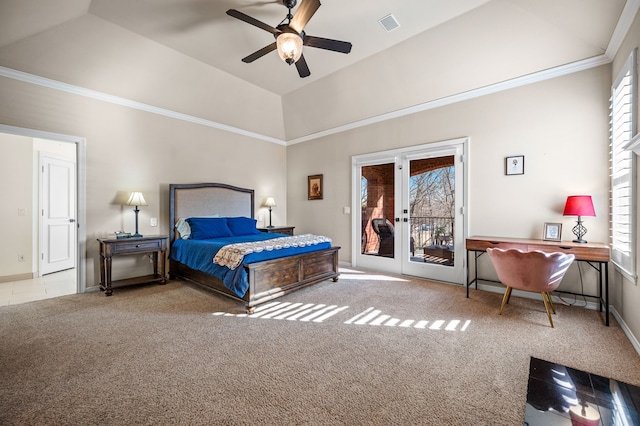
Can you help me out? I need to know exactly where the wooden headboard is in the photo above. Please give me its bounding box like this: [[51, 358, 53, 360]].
[[169, 183, 255, 242]]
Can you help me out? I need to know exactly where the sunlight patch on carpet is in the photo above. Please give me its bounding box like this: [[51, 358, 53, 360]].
[[213, 301, 471, 331]]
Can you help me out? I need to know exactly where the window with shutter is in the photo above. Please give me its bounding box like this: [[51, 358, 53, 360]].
[[610, 49, 637, 280]]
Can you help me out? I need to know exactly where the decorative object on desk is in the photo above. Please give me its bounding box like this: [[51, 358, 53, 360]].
[[543, 222, 562, 241], [308, 174, 323, 200], [563, 195, 595, 243], [263, 197, 276, 228], [126, 191, 148, 238], [505, 155, 524, 175]]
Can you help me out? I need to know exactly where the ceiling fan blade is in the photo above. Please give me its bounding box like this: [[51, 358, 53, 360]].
[[303, 35, 352, 54], [295, 54, 311, 78], [226, 9, 280, 35], [242, 42, 277, 63], [289, 0, 321, 34]]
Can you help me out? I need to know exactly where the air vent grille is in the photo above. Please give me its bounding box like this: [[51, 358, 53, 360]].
[[378, 14, 400, 32]]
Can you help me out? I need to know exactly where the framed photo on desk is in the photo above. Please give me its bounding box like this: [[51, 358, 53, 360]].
[[543, 222, 562, 241]]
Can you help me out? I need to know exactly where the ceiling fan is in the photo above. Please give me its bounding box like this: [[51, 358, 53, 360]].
[[226, 0, 352, 78]]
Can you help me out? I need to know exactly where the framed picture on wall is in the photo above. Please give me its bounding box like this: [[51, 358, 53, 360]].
[[543, 222, 562, 241], [505, 155, 524, 175], [308, 174, 323, 200]]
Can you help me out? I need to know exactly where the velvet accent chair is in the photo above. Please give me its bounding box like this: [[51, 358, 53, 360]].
[[486, 248, 575, 328]]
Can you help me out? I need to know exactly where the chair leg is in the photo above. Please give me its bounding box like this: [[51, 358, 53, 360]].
[[499, 287, 512, 315], [544, 292, 556, 314], [541, 292, 555, 328]]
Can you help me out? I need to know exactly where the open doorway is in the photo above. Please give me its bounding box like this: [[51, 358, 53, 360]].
[[0, 124, 86, 298]]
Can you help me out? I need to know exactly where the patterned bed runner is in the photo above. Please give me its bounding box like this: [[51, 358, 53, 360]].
[[213, 234, 332, 270]]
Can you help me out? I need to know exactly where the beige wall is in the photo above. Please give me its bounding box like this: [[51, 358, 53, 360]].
[[0, 76, 287, 289], [287, 65, 611, 307], [0, 133, 32, 278]]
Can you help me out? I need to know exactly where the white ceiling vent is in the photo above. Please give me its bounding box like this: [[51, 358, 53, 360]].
[[378, 14, 400, 32]]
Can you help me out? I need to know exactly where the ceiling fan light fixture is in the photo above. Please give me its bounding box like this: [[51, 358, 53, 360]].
[[276, 32, 303, 65]]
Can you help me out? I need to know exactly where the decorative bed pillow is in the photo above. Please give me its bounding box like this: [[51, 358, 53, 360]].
[[227, 216, 261, 236], [175, 218, 191, 239], [186, 217, 232, 239], [175, 214, 220, 239]]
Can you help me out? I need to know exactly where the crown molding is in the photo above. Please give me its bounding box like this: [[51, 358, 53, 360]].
[[0, 65, 286, 146], [1, 0, 637, 148], [286, 54, 612, 145]]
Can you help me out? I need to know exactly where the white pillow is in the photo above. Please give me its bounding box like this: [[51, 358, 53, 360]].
[[175, 214, 220, 239]]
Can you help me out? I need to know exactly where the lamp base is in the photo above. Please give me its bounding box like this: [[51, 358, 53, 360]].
[[571, 217, 588, 244], [132, 233, 143, 238]]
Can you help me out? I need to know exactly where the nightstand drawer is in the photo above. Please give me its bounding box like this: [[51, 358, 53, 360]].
[[111, 240, 162, 254]]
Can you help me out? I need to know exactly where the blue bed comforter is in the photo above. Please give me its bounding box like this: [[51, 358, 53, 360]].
[[169, 233, 332, 297]]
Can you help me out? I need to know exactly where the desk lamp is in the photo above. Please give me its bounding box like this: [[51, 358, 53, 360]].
[[263, 197, 276, 228], [563, 195, 595, 243], [127, 192, 148, 238]]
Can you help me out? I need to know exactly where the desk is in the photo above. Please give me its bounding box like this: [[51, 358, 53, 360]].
[[466, 236, 611, 325], [98, 235, 168, 296]]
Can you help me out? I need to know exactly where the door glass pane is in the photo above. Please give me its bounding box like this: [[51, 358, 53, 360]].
[[409, 156, 455, 266], [361, 163, 395, 258]]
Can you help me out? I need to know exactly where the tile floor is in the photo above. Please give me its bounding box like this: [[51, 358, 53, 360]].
[[0, 269, 76, 306], [525, 357, 640, 425]]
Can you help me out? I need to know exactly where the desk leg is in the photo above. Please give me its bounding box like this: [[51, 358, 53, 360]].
[[605, 262, 609, 327], [466, 250, 470, 298]]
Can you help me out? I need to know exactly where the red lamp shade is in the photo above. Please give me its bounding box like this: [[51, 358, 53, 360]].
[[563, 195, 595, 217]]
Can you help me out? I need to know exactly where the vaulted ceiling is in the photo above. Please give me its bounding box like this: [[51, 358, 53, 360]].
[[0, 0, 632, 141]]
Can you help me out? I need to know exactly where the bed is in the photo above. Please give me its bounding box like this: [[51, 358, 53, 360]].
[[168, 183, 340, 312]]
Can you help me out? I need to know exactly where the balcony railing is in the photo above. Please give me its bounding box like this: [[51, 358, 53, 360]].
[[410, 216, 454, 248]]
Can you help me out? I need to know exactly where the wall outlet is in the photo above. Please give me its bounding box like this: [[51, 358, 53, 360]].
[[150, 217, 158, 227], [343, 206, 351, 214], [18, 255, 24, 262]]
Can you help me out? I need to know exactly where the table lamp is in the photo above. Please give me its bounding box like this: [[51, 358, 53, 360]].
[[127, 191, 148, 238], [563, 195, 595, 243], [263, 197, 276, 228]]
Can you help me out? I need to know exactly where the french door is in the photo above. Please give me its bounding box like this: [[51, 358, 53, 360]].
[[352, 139, 467, 284]]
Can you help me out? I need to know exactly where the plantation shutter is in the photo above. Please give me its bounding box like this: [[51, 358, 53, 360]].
[[610, 49, 636, 277]]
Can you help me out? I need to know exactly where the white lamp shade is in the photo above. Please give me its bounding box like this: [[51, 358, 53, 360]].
[[264, 197, 277, 208], [126, 192, 148, 207], [276, 32, 303, 64]]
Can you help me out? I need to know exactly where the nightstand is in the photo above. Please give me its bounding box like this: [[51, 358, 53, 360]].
[[258, 226, 295, 235], [97, 235, 168, 296]]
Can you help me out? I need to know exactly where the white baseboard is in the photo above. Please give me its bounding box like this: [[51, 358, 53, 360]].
[[611, 306, 640, 356], [0, 273, 35, 283]]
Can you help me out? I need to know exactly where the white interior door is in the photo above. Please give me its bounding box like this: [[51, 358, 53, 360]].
[[353, 139, 467, 284], [40, 155, 76, 275]]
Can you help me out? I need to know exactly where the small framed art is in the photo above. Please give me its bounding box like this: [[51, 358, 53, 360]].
[[308, 174, 323, 200], [543, 222, 562, 241], [505, 155, 524, 175]]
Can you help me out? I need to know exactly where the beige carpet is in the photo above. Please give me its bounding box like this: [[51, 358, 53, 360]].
[[1, 267, 639, 425]]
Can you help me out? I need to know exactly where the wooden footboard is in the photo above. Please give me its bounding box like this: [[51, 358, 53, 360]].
[[169, 246, 340, 312]]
